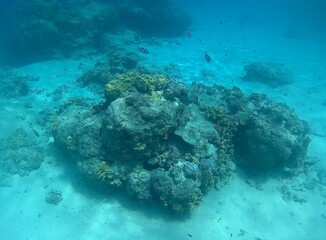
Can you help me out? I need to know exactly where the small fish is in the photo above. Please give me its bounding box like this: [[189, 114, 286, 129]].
[[187, 233, 192, 237], [137, 46, 149, 54], [32, 128, 40, 137], [23, 102, 33, 108], [204, 52, 211, 62], [186, 31, 191, 38]]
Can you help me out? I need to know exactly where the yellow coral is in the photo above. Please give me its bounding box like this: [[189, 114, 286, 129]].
[[149, 91, 164, 102], [171, 203, 185, 213], [205, 106, 236, 162], [66, 135, 76, 150], [202, 174, 217, 188], [104, 72, 168, 102], [96, 161, 113, 181], [188, 189, 203, 210], [133, 143, 147, 151]]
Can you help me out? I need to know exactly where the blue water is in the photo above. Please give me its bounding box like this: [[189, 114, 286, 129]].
[[0, 1, 326, 239]]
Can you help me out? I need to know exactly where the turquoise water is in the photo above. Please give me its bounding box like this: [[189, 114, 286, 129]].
[[0, 1, 325, 239]]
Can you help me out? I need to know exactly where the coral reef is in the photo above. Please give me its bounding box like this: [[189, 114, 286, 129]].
[[0, 0, 191, 65], [0, 0, 119, 64], [50, 72, 310, 213], [242, 62, 293, 88]]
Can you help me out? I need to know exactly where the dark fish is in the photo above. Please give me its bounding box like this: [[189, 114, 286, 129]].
[[204, 52, 211, 62], [32, 128, 40, 137], [186, 31, 192, 38], [137, 46, 149, 54], [187, 233, 192, 237], [23, 102, 33, 108]]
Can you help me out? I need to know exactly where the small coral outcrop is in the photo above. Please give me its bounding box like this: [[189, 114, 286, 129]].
[[45, 190, 63, 205], [1, 128, 45, 176], [234, 93, 310, 172], [242, 62, 293, 88]]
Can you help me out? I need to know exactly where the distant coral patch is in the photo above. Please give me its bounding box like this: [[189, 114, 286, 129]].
[[242, 62, 293, 88]]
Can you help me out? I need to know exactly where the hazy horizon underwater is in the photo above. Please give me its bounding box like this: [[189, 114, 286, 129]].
[[0, 0, 325, 240]]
